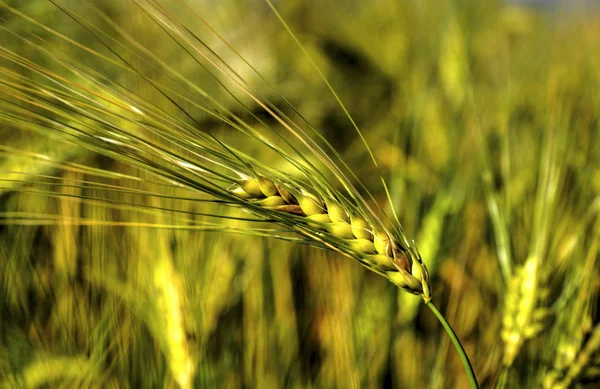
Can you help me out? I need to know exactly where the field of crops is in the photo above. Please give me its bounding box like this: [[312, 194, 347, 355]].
[[1, 1, 599, 388]]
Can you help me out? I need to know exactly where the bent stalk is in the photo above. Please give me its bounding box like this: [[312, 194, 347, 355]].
[[426, 301, 479, 389]]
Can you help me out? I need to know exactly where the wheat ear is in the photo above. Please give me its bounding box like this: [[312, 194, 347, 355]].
[[544, 322, 600, 389], [501, 255, 549, 366], [231, 175, 429, 296]]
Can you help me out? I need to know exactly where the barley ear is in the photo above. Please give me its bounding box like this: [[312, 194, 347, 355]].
[[231, 176, 430, 296]]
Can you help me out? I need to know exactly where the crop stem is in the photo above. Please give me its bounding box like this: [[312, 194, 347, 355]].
[[426, 300, 479, 389]]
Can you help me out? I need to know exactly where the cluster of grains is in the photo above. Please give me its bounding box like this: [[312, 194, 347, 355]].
[[501, 256, 549, 366], [544, 322, 600, 389], [231, 176, 430, 297]]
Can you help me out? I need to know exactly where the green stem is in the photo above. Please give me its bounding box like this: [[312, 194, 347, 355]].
[[426, 300, 479, 389]]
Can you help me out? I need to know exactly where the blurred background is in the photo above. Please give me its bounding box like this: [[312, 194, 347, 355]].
[[1, 0, 599, 388]]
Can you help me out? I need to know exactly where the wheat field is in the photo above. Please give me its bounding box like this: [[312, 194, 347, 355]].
[[1, 0, 599, 388]]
